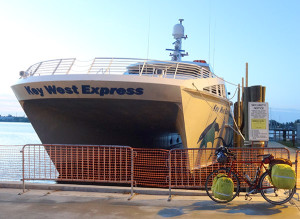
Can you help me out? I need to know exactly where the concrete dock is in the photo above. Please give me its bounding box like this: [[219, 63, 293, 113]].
[[0, 183, 299, 218]]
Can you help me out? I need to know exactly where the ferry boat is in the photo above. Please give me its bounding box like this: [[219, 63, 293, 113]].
[[11, 19, 232, 153]]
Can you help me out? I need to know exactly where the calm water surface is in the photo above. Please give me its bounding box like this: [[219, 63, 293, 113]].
[[0, 122, 52, 182], [0, 122, 41, 145]]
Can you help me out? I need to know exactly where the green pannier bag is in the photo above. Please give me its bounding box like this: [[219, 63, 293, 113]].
[[212, 173, 234, 200], [271, 164, 296, 189]]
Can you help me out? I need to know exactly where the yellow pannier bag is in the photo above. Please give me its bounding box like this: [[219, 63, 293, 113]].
[[212, 173, 227, 193], [212, 173, 234, 200], [271, 164, 296, 189]]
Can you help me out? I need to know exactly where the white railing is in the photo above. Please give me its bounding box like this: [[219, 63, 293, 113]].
[[23, 58, 215, 80], [26, 58, 76, 76]]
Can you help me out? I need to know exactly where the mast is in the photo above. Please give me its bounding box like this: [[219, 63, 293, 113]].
[[166, 19, 188, 61]]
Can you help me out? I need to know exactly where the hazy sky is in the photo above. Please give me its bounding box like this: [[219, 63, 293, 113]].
[[0, 0, 300, 122]]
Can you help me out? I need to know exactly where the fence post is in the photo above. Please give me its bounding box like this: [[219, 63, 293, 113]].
[[131, 148, 134, 196], [128, 148, 135, 200], [296, 151, 298, 177], [283, 130, 286, 141], [292, 131, 295, 147], [168, 150, 172, 201], [296, 150, 299, 189], [21, 145, 26, 193]]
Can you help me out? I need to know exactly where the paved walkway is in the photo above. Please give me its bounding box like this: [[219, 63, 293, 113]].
[[0, 188, 299, 219]]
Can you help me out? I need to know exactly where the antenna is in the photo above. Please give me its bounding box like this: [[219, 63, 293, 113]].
[[208, 9, 211, 64], [212, 19, 216, 70], [146, 9, 151, 60], [166, 19, 188, 61]]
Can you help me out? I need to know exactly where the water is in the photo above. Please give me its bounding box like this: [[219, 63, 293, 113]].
[[0, 122, 41, 145], [0, 122, 55, 183]]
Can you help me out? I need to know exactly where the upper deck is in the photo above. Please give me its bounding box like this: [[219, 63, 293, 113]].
[[20, 58, 214, 80], [18, 58, 227, 99]]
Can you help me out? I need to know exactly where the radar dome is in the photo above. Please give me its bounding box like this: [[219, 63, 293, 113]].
[[172, 23, 184, 39]]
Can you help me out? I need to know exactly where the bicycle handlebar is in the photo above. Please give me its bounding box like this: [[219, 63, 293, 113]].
[[215, 146, 236, 160]]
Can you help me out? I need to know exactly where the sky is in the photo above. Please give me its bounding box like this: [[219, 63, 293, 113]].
[[0, 0, 300, 123]]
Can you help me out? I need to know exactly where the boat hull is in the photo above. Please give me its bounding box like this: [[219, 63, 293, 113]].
[[21, 98, 181, 148], [12, 75, 232, 180], [12, 75, 232, 150]]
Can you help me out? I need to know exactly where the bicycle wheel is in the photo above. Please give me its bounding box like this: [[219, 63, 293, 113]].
[[259, 171, 296, 205], [205, 168, 240, 203]]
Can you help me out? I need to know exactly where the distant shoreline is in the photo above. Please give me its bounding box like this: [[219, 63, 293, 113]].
[[0, 121, 30, 123], [0, 116, 29, 123]]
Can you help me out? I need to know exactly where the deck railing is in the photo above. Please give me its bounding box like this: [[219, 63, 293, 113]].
[[22, 58, 214, 80]]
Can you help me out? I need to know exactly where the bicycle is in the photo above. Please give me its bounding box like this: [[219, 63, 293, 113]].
[[205, 146, 296, 205]]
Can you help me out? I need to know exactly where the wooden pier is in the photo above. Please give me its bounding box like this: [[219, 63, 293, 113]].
[[269, 128, 297, 146]]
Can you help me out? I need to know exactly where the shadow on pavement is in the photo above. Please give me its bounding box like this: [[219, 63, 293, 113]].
[[157, 200, 288, 217]]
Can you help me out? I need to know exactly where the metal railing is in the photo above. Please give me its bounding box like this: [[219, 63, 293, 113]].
[[0, 145, 24, 181], [23, 58, 214, 80], [0, 145, 296, 199], [25, 58, 76, 76], [21, 144, 134, 198], [133, 148, 169, 187], [20, 58, 229, 98]]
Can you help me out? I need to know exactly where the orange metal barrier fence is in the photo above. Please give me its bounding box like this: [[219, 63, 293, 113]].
[[168, 147, 290, 191], [0, 144, 293, 194], [0, 145, 24, 181], [21, 144, 134, 195], [133, 148, 169, 187], [296, 150, 300, 188], [21, 146, 170, 188]]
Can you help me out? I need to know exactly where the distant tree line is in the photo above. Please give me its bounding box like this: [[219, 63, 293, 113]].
[[0, 114, 29, 123], [269, 119, 300, 130]]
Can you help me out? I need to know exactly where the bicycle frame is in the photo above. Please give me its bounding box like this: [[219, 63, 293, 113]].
[[225, 159, 273, 191]]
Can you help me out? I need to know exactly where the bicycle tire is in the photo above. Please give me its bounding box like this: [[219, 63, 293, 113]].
[[259, 171, 296, 205], [205, 168, 240, 203]]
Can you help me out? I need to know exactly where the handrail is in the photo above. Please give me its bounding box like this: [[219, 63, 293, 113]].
[[21, 57, 216, 80], [20, 57, 229, 98], [21, 144, 135, 198]]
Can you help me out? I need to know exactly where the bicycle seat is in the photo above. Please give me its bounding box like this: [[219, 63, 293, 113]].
[[257, 154, 274, 164]]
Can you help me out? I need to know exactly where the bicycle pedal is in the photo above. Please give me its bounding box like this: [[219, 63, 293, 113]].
[[245, 194, 252, 201]]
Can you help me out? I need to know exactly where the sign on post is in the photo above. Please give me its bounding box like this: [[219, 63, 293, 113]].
[[248, 102, 269, 141]]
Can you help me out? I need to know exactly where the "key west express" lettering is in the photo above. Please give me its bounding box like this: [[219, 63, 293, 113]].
[[24, 85, 144, 97]]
